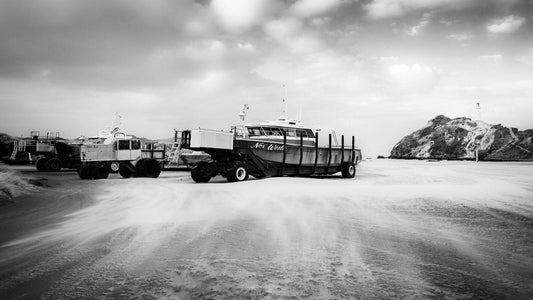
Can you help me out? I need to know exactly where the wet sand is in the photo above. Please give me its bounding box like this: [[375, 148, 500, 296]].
[[1, 160, 532, 299]]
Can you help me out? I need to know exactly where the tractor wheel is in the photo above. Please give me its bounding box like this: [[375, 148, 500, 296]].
[[341, 161, 356, 178], [47, 158, 62, 172], [92, 166, 109, 180], [134, 159, 146, 177], [143, 159, 161, 178], [191, 162, 212, 183], [227, 163, 248, 182], [110, 161, 120, 172], [36, 157, 49, 172], [119, 164, 133, 178], [77, 166, 91, 179]]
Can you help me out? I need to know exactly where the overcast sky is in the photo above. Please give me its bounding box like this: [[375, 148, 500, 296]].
[[1, 0, 532, 156]]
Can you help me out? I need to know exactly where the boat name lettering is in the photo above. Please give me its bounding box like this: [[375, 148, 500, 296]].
[[252, 142, 284, 151]]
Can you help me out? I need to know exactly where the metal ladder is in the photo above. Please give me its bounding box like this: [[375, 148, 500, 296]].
[[10, 140, 30, 161], [166, 141, 183, 168]]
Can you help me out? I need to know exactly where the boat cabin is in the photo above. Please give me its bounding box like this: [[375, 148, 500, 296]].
[[234, 117, 316, 140]]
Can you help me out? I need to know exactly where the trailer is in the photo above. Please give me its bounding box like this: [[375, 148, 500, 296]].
[[181, 117, 362, 183]]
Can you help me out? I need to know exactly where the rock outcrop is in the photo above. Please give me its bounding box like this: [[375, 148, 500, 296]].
[[390, 115, 533, 161]]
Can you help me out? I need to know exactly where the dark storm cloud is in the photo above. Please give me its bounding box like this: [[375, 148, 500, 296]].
[[0, 0, 214, 87]]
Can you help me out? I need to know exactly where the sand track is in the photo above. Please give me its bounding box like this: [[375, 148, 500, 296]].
[[1, 160, 532, 299]]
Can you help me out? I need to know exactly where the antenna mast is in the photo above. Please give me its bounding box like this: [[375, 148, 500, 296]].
[[238, 104, 249, 138], [238, 104, 249, 122], [282, 84, 288, 118], [110, 112, 122, 134]]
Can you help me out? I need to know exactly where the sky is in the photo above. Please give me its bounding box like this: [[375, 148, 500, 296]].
[[0, 0, 532, 157]]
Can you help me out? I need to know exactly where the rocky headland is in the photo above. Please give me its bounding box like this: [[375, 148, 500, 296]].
[[390, 115, 533, 161]]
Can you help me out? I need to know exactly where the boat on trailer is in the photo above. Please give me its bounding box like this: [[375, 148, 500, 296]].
[[180, 115, 362, 183]]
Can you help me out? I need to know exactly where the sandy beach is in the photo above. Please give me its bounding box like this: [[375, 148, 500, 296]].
[[1, 160, 532, 299]]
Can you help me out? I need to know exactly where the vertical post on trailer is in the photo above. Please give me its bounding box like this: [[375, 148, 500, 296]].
[[282, 131, 287, 175], [298, 134, 303, 174], [326, 134, 332, 174], [341, 135, 344, 164], [163, 144, 166, 169], [313, 132, 318, 174], [351, 136, 355, 163]]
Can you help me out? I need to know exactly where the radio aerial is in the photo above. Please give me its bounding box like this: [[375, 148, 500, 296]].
[[238, 104, 249, 122]]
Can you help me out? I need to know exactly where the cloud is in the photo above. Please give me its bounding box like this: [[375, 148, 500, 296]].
[[439, 18, 456, 26], [0, 1, 198, 83], [477, 54, 503, 65], [290, 0, 345, 18], [237, 42, 256, 52], [263, 17, 327, 54], [486, 15, 526, 34], [378, 56, 399, 64], [387, 63, 438, 91], [447, 33, 474, 46], [447, 33, 474, 42], [210, 0, 281, 33], [364, 0, 404, 19], [404, 13, 431, 36], [364, 0, 523, 19], [516, 48, 533, 65]]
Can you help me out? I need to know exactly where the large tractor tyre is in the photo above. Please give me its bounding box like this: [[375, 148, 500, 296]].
[[92, 166, 109, 180], [47, 158, 62, 172], [36, 157, 49, 172], [341, 161, 356, 178], [77, 166, 92, 179], [190, 162, 212, 183], [119, 164, 134, 178], [143, 159, 161, 178], [227, 163, 249, 182], [134, 159, 147, 177]]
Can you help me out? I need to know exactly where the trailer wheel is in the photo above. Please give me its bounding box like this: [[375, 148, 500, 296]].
[[47, 158, 62, 172], [119, 164, 133, 178], [191, 162, 212, 183], [143, 159, 161, 178], [78, 166, 91, 179], [92, 166, 109, 180], [341, 161, 356, 178], [36, 157, 49, 172], [227, 163, 248, 182]]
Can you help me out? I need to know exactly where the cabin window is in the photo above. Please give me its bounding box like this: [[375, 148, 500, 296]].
[[270, 128, 283, 136], [118, 140, 130, 150], [262, 127, 273, 135], [285, 128, 297, 137], [305, 129, 315, 138], [296, 130, 308, 138], [131, 140, 141, 150], [234, 126, 245, 137], [247, 127, 263, 136]]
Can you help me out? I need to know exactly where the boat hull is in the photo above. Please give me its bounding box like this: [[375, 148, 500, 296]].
[[234, 138, 361, 176]]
